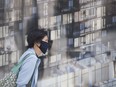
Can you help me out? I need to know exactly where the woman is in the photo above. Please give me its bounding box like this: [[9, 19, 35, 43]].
[[16, 29, 49, 87]]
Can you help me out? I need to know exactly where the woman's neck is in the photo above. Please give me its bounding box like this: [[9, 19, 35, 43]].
[[33, 45, 42, 56]]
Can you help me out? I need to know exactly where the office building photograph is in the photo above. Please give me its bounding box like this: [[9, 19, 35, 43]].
[[0, 0, 116, 87]]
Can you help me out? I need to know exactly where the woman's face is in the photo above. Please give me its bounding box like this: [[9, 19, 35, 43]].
[[34, 35, 49, 56], [38, 35, 49, 54]]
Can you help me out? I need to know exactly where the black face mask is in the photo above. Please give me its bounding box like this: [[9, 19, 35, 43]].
[[39, 41, 49, 54]]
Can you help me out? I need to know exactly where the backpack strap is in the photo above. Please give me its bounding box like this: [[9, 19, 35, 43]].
[[11, 53, 35, 74]]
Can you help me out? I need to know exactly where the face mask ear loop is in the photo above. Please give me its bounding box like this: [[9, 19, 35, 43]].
[[36, 43, 40, 48]]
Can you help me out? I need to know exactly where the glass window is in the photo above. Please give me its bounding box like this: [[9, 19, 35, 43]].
[[81, 10, 86, 19], [67, 13, 72, 23], [112, 16, 116, 23], [80, 23, 85, 30], [57, 29, 61, 39], [91, 19, 96, 31], [85, 20, 91, 29], [85, 34, 91, 44], [74, 38, 79, 47], [97, 7, 102, 17], [86, 9, 89, 17], [92, 33, 95, 42], [38, 18, 48, 28], [56, 15, 61, 25], [50, 16, 56, 27], [43, 3, 48, 16], [68, 0, 73, 9], [74, 12, 79, 22], [80, 36, 85, 45], [102, 6, 106, 16], [0, 39, 3, 48], [97, 18, 102, 30], [90, 8, 96, 16], [50, 30, 56, 40], [13, 10, 21, 21], [68, 38, 73, 47], [63, 14, 68, 25], [0, 55, 2, 66], [38, 19, 43, 28]]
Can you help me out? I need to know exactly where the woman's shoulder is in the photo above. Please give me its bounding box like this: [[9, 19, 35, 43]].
[[19, 48, 38, 62]]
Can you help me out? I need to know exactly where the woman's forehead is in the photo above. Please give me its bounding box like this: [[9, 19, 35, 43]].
[[42, 36, 48, 42]]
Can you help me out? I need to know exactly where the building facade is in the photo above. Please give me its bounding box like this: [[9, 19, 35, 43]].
[[0, 0, 116, 87]]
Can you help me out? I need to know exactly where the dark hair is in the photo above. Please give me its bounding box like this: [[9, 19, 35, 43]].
[[27, 29, 47, 48]]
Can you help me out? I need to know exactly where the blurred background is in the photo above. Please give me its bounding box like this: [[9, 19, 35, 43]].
[[0, 0, 116, 87]]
